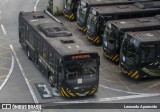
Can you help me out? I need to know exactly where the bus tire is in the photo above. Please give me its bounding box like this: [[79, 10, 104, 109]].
[[48, 73, 55, 87], [26, 47, 31, 60]]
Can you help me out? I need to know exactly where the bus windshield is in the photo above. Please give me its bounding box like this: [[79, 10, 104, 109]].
[[64, 0, 74, 11], [65, 59, 97, 84], [141, 44, 156, 64], [77, 1, 87, 24], [121, 35, 139, 66], [103, 24, 116, 51], [87, 9, 98, 34]]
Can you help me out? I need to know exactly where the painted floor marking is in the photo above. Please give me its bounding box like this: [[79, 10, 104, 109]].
[[1, 24, 7, 36], [10, 45, 41, 112], [55, 93, 160, 104], [0, 52, 14, 91], [99, 84, 143, 95], [34, 0, 40, 12]]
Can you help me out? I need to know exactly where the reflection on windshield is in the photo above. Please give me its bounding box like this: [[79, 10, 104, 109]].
[[122, 36, 139, 66], [141, 45, 156, 64], [64, 0, 74, 11], [65, 60, 97, 81], [77, 4, 87, 24], [87, 11, 97, 34], [103, 26, 115, 50]]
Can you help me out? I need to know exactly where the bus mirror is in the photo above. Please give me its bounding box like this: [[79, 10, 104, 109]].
[[109, 39, 114, 44]]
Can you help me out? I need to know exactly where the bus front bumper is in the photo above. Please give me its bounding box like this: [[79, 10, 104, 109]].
[[86, 33, 101, 45], [63, 10, 75, 21], [60, 85, 98, 97], [77, 22, 87, 33], [120, 63, 140, 79]]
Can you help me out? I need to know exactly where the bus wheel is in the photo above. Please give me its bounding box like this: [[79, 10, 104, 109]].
[[26, 48, 31, 60], [48, 74, 55, 87]]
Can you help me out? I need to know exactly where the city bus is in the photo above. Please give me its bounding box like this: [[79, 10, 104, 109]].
[[120, 30, 160, 79], [63, 0, 80, 21], [103, 15, 160, 63], [77, 0, 150, 33], [19, 10, 100, 97], [86, 1, 160, 45]]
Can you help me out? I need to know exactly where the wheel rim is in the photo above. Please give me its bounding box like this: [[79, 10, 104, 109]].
[[27, 49, 30, 57], [49, 75, 54, 86]]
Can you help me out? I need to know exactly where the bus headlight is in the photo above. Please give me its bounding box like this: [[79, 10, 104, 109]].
[[123, 56, 125, 62]]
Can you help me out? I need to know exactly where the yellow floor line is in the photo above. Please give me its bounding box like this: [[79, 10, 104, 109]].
[[0, 66, 9, 71], [129, 82, 158, 87], [0, 51, 11, 56], [0, 75, 7, 79], [0, 79, 4, 82], [100, 77, 120, 84], [0, 56, 11, 60]]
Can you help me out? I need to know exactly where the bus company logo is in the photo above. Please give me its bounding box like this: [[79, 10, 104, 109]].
[[2, 104, 11, 109]]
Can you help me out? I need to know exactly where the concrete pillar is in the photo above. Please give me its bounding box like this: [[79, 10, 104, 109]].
[[52, 0, 64, 15]]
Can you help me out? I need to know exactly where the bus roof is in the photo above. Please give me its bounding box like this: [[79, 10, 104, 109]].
[[110, 15, 160, 30], [127, 30, 160, 42], [93, 1, 160, 15], [20, 11, 95, 56], [84, 0, 149, 6]]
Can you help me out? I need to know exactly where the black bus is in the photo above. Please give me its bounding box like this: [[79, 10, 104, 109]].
[[86, 1, 160, 45], [103, 15, 160, 63], [120, 30, 160, 79], [63, 0, 80, 21], [19, 10, 100, 97], [77, 0, 150, 33]]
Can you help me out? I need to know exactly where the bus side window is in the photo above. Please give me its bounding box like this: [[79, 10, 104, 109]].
[[141, 45, 156, 63], [42, 42, 48, 60], [144, 11, 156, 17], [49, 49, 54, 66], [19, 21, 26, 44], [118, 14, 130, 19], [28, 30, 34, 47], [131, 13, 143, 18]]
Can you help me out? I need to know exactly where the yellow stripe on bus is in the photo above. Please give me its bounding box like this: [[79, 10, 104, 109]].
[[115, 57, 119, 62], [69, 14, 74, 19], [135, 74, 139, 79], [71, 16, 74, 20], [90, 88, 97, 95], [62, 87, 69, 97], [67, 91, 75, 97], [61, 90, 64, 97], [112, 55, 118, 61], [93, 37, 99, 42], [83, 28, 87, 32], [131, 71, 138, 78], [81, 27, 85, 31], [96, 39, 100, 44]]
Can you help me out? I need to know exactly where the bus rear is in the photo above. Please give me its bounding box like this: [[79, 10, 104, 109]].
[[61, 53, 100, 97], [120, 31, 160, 79]]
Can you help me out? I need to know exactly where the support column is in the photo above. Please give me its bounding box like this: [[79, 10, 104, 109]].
[[52, 0, 64, 16]]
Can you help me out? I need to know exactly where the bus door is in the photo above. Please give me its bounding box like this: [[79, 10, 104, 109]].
[[40, 41, 49, 75], [57, 59, 64, 89]]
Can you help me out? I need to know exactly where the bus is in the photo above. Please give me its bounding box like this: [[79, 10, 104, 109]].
[[86, 1, 160, 45], [103, 15, 160, 63], [77, 0, 150, 33], [119, 30, 160, 79], [19, 10, 100, 97], [63, 0, 80, 21]]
